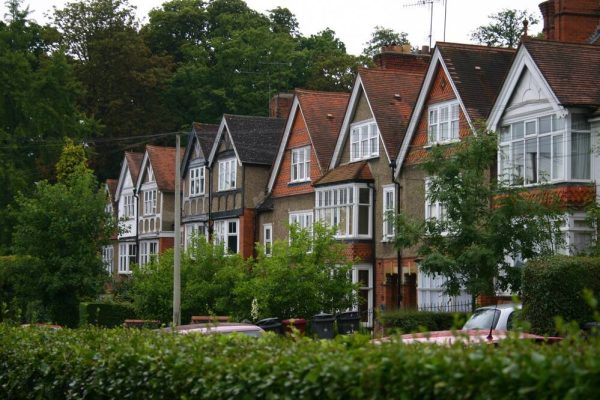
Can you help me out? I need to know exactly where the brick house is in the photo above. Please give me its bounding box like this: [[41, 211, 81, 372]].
[[321, 47, 430, 322], [395, 42, 516, 310], [115, 152, 143, 276], [206, 113, 287, 258], [180, 122, 219, 250], [258, 89, 350, 261], [135, 145, 181, 265], [487, 39, 600, 256], [102, 178, 118, 277]]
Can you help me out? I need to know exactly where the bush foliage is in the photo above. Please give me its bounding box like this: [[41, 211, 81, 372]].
[[0, 325, 599, 399], [79, 302, 136, 328], [522, 255, 600, 334], [379, 310, 468, 333]]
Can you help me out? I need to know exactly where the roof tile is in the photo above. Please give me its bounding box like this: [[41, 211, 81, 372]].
[[315, 161, 373, 186], [224, 115, 286, 165]]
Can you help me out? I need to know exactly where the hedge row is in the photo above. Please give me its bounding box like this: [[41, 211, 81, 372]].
[[79, 302, 137, 328], [379, 310, 469, 333], [522, 255, 600, 334], [1, 325, 598, 399]]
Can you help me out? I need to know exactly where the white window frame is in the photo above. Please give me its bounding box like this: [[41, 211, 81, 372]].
[[428, 100, 460, 145], [118, 243, 136, 274], [189, 166, 205, 196], [263, 223, 273, 256], [424, 178, 447, 223], [417, 267, 471, 312], [218, 158, 237, 191], [352, 264, 373, 327], [102, 245, 113, 274], [185, 223, 206, 250], [290, 146, 311, 183], [382, 185, 396, 241], [214, 219, 239, 254], [139, 241, 159, 266], [350, 120, 379, 161], [289, 210, 313, 231], [315, 183, 373, 239], [143, 190, 157, 215], [123, 194, 134, 218]]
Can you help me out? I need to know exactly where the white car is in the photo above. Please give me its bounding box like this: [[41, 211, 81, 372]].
[[461, 303, 522, 332], [161, 323, 265, 337]]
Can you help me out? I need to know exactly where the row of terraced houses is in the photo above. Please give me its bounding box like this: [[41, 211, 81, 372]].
[[102, 0, 600, 326]]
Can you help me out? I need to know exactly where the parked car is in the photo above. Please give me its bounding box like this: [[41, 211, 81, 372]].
[[462, 303, 522, 331], [397, 329, 560, 345], [160, 323, 265, 337]]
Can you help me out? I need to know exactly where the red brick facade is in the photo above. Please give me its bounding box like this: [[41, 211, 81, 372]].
[[539, 0, 600, 44], [342, 242, 373, 262], [159, 237, 174, 253], [239, 208, 255, 259]]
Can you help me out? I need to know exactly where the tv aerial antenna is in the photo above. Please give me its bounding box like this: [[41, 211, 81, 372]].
[[404, 0, 448, 49]]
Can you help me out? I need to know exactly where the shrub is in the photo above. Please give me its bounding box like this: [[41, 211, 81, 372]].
[[0, 255, 48, 323], [522, 255, 600, 334], [379, 310, 468, 333], [0, 325, 599, 399], [79, 302, 136, 328]]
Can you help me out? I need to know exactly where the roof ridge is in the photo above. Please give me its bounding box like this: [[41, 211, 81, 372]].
[[358, 67, 426, 76], [295, 88, 350, 96], [437, 41, 516, 52], [224, 113, 281, 120], [524, 38, 600, 49]]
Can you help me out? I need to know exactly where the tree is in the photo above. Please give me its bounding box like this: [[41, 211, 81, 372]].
[[393, 130, 564, 303], [471, 9, 539, 48], [362, 25, 409, 58], [11, 142, 114, 326]]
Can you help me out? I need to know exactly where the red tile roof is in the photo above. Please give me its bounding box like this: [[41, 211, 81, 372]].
[[523, 39, 600, 107], [105, 179, 118, 201], [296, 89, 350, 170], [146, 145, 182, 192], [436, 42, 516, 121], [315, 161, 373, 186], [125, 152, 143, 184], [358, 67, 425, 158]]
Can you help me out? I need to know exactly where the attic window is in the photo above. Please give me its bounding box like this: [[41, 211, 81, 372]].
[[350, 120, 379, 162]]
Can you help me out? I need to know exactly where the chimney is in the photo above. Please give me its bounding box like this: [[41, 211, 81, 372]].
[[540, 0, 600, 43], [373, 44, 430, 73], [269, 93, 293, 120]]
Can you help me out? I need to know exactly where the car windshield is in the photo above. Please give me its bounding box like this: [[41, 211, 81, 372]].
[[462, 309, 501, 330]]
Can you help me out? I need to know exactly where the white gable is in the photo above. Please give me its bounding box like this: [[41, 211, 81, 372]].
[[502, 68, 553, 122]]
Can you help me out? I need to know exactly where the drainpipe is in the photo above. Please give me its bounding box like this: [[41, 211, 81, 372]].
[[389, 159, 403, 309], [369, 182, 377, 326], [132, 188, 139, 265]]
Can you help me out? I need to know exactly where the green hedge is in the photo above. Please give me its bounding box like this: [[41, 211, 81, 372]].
[[522, 256, 600, 335], [1, 325, 599, 399], [379, 310, 469, 333], [79, 302, 137, 328]]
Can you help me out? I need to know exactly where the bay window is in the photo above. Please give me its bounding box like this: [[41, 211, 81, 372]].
[[214, 219, 239, 254], [350, 120, 379, 161], [118, 243, 136, 274], [189, 166, 205, 196], [218, 158, 236, 191], [499, 113, 590, 186], [139, 241, 158, 265], [315, 184, 372, 239], [291, 146, 310, 182], [428, 101, 460, 144]]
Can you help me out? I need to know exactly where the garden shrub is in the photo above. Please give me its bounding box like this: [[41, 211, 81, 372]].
[[0, 325, 598, 399], [379, 310, 468, 333], [0, 255, 47, 323], [522, 255, 600, 334], [79, 302, 136, 328]]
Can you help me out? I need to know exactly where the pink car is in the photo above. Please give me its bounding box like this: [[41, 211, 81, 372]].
[[161, 323, 265, 337]]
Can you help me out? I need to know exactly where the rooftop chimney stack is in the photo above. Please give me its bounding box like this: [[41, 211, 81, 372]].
[[373, 43, 430, 73], [539, 0, 600, 44], [269, 93, 293, 120]]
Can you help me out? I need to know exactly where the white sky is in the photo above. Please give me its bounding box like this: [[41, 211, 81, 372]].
[[6, 0, 545, 55]]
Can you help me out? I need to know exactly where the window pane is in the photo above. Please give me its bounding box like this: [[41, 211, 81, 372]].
[[525, 138, 537, 184], [358, 270, 369, 286], [227, 235, 237, 253], [359, 188, 370, 204], [571, 131, 590, 179], [552, 134, 564, 180], [525, 121, 536, 136], [440, 122, 448, 141], [552, 115, 565, 131], [500, 126, 510, 142], [499, 145, 510, 184], [440, 106, 449, 123], [539, 136, 551, 183], [450, 121, 459, 139], [512, 122, 524, 139], [358, 205, 369, 235], [512, 140, 524, 185], [539, 116, 551, 134]]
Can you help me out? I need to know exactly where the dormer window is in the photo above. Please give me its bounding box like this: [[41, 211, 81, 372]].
[[350, 120, 379, 161], [428, 100, 459, 144], [291, 146, 310, 183], [143, 190, 157, 215], [218, 158, 236, 191], [189, 166, 205, 196]]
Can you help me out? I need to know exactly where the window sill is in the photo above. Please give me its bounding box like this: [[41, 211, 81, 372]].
[[424, 139, 460, 149], [288, 180, 311, 186], [502, 179, 593, 188], [349, 155, 379, 163], [189, 193, 206, 198]]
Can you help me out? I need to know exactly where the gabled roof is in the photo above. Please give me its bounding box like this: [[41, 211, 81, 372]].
[[396, 43, 515, 174], [137, 145, 179, 193], [331, 67, 426, 168], [522, 39, 600, 107], [314, 161, 373, 186], [436, 42, 515, 122], [105, 179, 118, 202], [115, 152, 143, 201], [181, 122, 219, 174], [209, 114, 286, 166], [267, 89, 350, 193]]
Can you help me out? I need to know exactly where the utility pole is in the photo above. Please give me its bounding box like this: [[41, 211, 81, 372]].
[[173, 134, 181, 326]]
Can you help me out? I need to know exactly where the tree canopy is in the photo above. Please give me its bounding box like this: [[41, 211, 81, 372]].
[[471, 9, 539, 48], [363, 25, 410, 58]]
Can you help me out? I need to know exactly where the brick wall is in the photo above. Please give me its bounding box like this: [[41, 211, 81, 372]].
[[159, 237, 174, 253], [540, 0, 600, 43], [239, 208, 256, 258], [342, 242, 373, 262]]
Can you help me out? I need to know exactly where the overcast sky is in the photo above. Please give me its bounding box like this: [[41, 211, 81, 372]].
[[5, 0, 545, 55]]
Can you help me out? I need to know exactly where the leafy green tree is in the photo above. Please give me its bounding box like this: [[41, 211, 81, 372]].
[[11, 142, 113, 326], [471, 9, 539, 48], [363, 25, 410, 58], [393, 130, 564, 303], [268, 6, 299, 37], [0, 0, 92, 253]]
